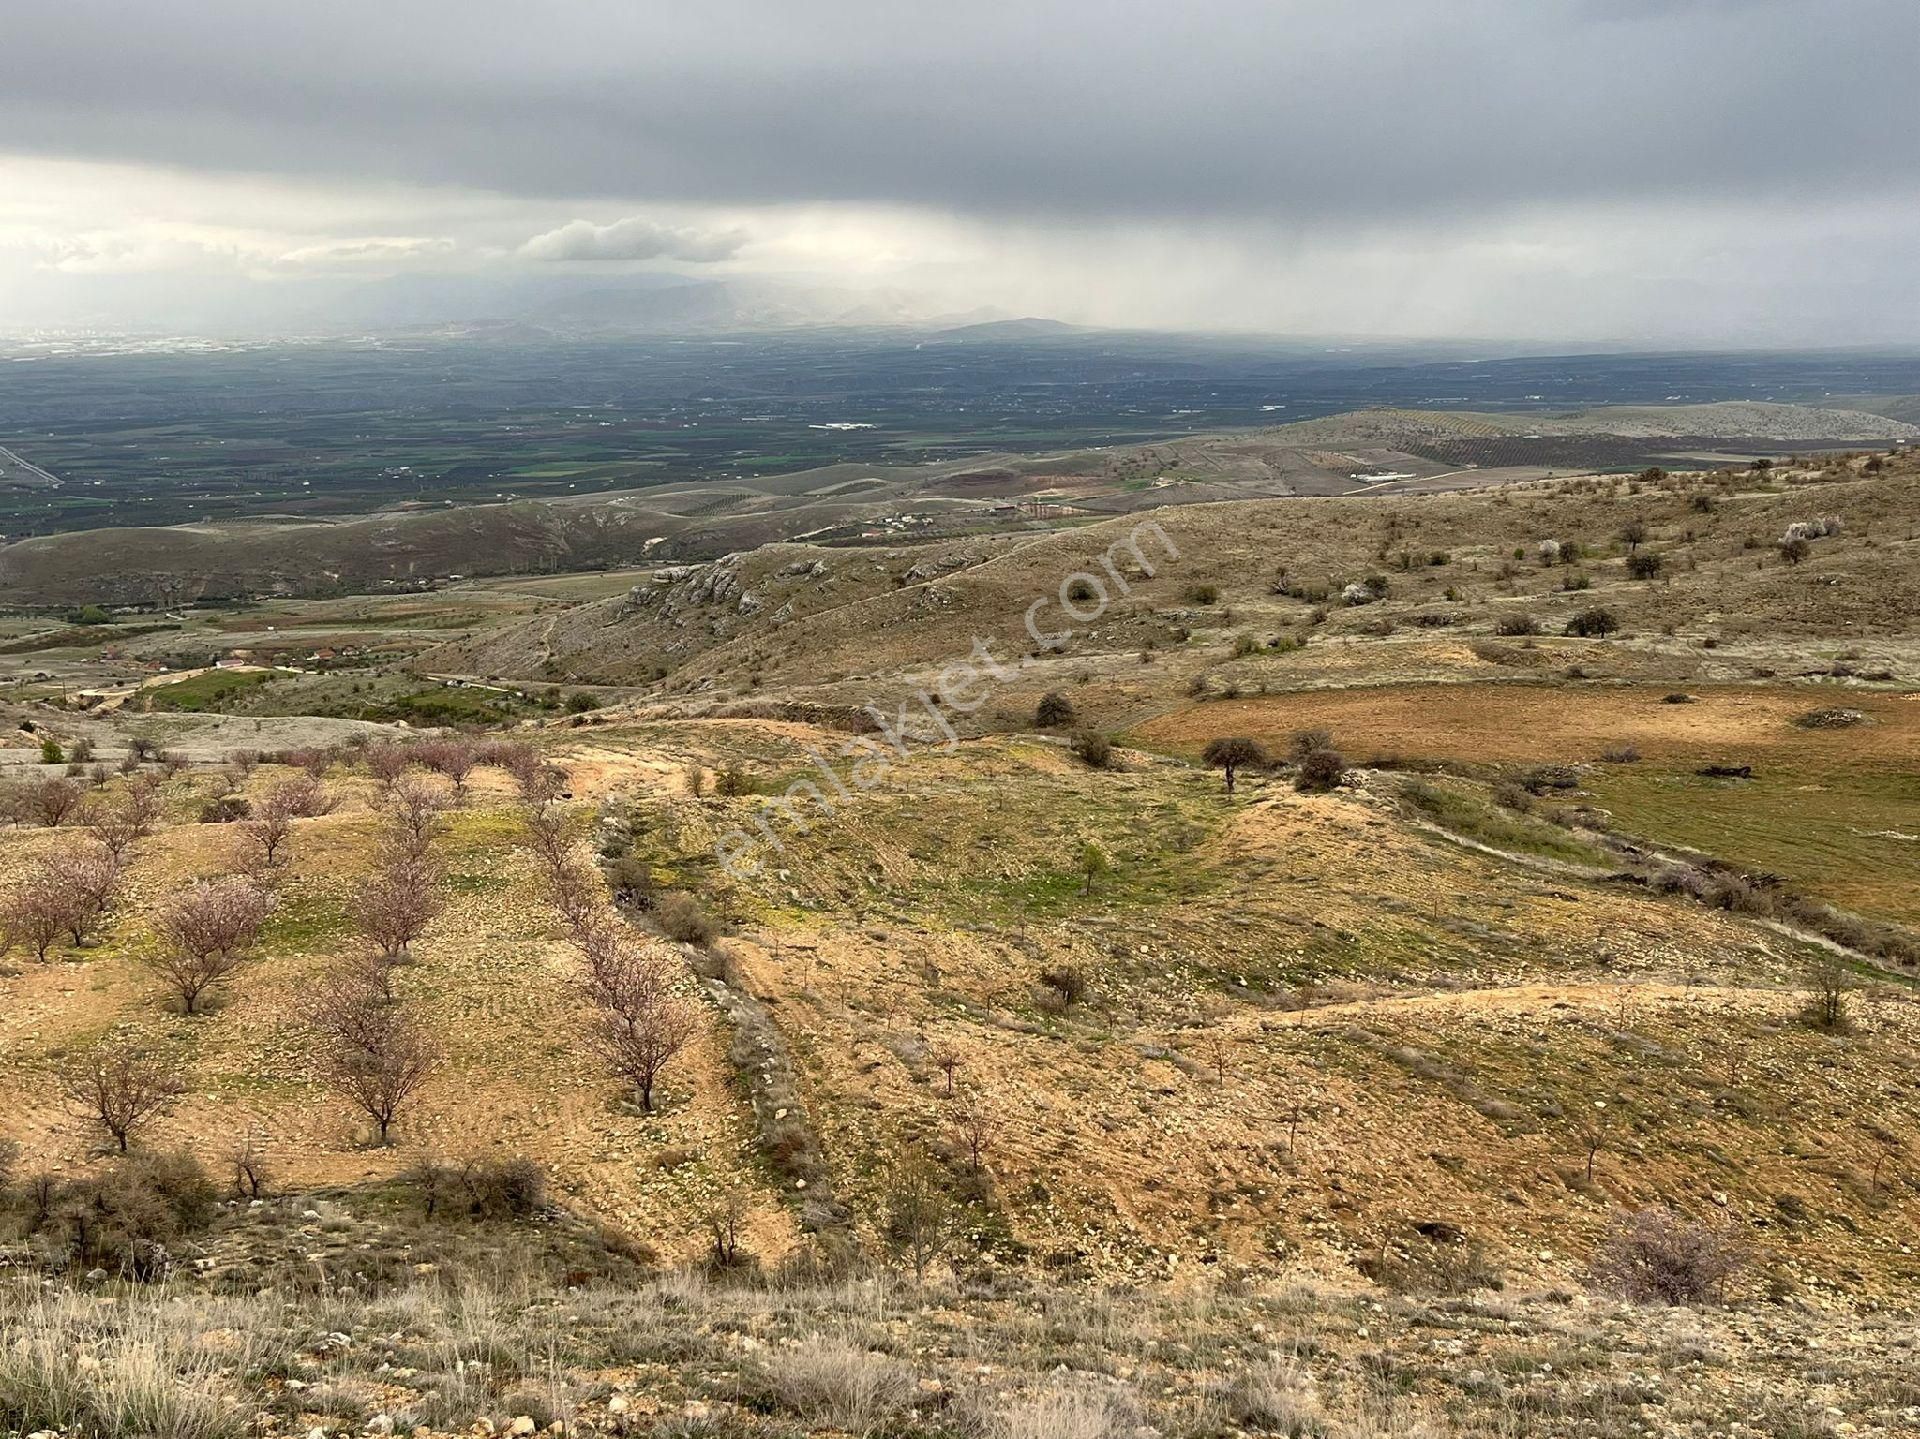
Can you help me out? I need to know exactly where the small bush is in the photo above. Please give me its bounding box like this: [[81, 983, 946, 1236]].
[[460, 1156, 548, 1220], [1599, 745, 1641, 764], [1490, 780, 1533, 812], [1038, 964, 1089, 1008], [604, 853, 655, 908], [1070, 730, 1115, 769], [757, 1338, 915, 1433], [47, 1150, 218, 1280], [1293, 749, 1347, 794], [1521, 764, 1579, 794], [1565, 607, 1621, 638], [1214, 1359, 1326, 1436], [1590, 1207, 1748, 1304], [1493, 613, 1539, 636], [715, 764, 754, 796], [1795, 707, 1867, 730], [1182, 583, 1220, 605], [655, 892, 717, 946], [1661, 692, 1696, 705], [1034, 691, 1077, 728], [197, 795, 251, 824]]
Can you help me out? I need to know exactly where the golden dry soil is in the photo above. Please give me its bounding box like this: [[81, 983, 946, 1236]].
[[5, 715, 1918, 1296], [0, 772, 797, 1266], [1132, 682, 1920, 767]]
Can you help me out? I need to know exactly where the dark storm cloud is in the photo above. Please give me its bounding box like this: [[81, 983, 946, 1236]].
[[2, 0, 1913, 225]]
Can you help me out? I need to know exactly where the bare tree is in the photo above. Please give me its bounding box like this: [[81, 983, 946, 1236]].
[[353, 852, 443, 966], [89, 777, 160, 862], [950, 1094, 998, 1174], [522, 805, 604, 939], [64, 1047, 184, 1153], [488, 740, 562, 804], [229, 1133, 272, 1198], [419, 738, 478, 802], [579, 928, 699, 1112], [240, 788, 297, 872], [882, 1148, 952, 1284], [1805, 951, 1854, 1032], [384, 775, 451, 859], [63, 842, 123, 944], [365, 742, 411, 790], [930, 1044, 963, 1097], [3, 864, 76, 962], [21, 776, 84, 828], [309, 972, 437, 1144], [705, 1188, 750, 1268], [521, 802, 571, 874], [147, 875, 273, 1014], [275, 773, 337, 818]]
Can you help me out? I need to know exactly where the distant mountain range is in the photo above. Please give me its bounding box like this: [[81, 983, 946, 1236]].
[[4, 269, 1023, 339]]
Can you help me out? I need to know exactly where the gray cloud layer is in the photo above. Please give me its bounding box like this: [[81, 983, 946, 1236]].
[[519, 218, 745, 263], [1, 0, 1916, 341], [5, 0, 1913, 223]]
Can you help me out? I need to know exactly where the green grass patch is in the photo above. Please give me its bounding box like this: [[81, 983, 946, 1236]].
[[1400, 777, 1611, 866], [142, 667, 277, 712], [1586, 764, 1920, 926]]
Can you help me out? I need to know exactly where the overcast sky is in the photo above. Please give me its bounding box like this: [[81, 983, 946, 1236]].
[[2, 0, 1915, 343]]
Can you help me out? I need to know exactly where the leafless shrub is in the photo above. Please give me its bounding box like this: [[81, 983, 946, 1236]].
[[1803, 951, 1854, 1032], [1038, 963, 1088, 1009], [604, 852, 654, 908], [365, 741, 411, 789], [457, 1154, 547, 1219], [1287, 728, 1334, 763], [579, 928, 699, 1112], [14, 775, 84, 827], [63, 1047, 185, 1153], [228, 1134, 272, 1198], [759, 1337, 915, 1433], [1213, 1357, 1326, 1435], [489, 741, 566, 805], [146, 875, 272, 1014], [881, 1148, 952, 1283], [704, 1188, 751, 1269], [1070, 729, 1115, 769], [4, 866, 76, 963], [931, 1045, 963, 1096], [950, 1093, 998, 1174], [352, 851, 443, 965], [274, 773, 336, 818], [1035, 691, 1077, 728], [654, 891, 717, 946], [43, 1149, 218, 1280], [417, 737, 479, 800], [1590, 1206, 1748, 1304], [384, 774, 452, 859], [308, 971, 438, 1144]]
